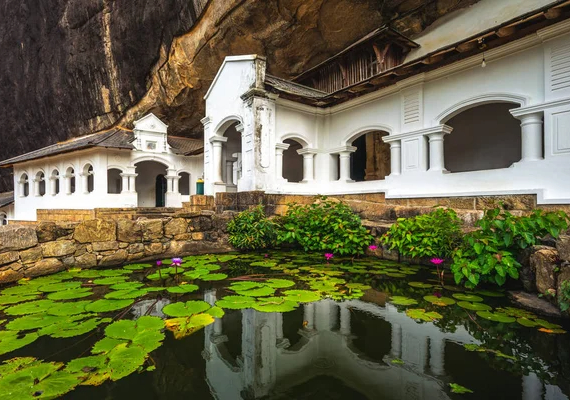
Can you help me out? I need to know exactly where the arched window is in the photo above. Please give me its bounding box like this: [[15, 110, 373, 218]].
[[51, 169, 60, 195], [107, 168, 123, 194], [179, 172, 190, 196], [66, 167, 75, 194], [19, 173, 29, 197], [83, 164, 94, 193], [444, 103, 521, 172], [223, 122, 242, 186], [282, 139, 304, 183], [350, 131, 390, 181], [0, 212, 7, 226], [35, 171, 46, 196]]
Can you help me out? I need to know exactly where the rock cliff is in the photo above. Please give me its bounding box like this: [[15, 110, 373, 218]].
[[0, 0, 478, 191]]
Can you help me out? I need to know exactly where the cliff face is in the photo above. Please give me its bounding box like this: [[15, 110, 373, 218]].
[[0, 0, 477, 191]]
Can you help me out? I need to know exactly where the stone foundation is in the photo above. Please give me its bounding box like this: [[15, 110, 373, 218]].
[[0, 211, 235, 285]]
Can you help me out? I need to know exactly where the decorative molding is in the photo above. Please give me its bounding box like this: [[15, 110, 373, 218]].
[[200, 116, 211, 127], [536, 18, 570, 42], [275, 143, 290, 151], [204, 54, 263, 100], [510, 97, 570, 117], [328, 145, 357, 154], [297, 148, 318, 155], [209, 135, 228, 144], [383, 125, 452, 143], [437, 93, 528, 123]]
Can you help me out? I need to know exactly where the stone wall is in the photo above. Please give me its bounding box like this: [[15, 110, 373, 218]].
[[0, 211, 234, 285], [36, 209, 95, 223]]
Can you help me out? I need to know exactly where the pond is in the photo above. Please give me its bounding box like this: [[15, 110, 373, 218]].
[[0, 252, 568, 399]]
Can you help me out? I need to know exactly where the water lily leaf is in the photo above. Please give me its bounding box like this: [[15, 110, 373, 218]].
[[99, 269, 132, 277], [47, 288, 93, 300], [107, 343, 147, 381], [201, 273, 228, 281], [475, 290, 505, 297], [47, 301, 91, 316], [346, 283, 372, 290], [5, 314, 64, 331], [65, 354, 109, 386], [517, 317, 540, 328], [252, 297, 299, 313], [40, 317, 103, 338], [250, 261, 277, 267], [456, 301, 492, 311], [385, 272, 407, 278], [0, 331, 39, 355], [70, 270, 101, 279], [202, 264, 221, 271], [449, 383, 473, 394], [165, 313, 215, 339], [145, 287, 166, 293], [215, 295, 256, 310], [234, 286, 276, 297], [167, 284, 199, 294], [85, 299, 134, 313], [405, 308, 443, 322], [93, 277, 129, 285], [0, 294, 40, 305], [283, 290, 321, 303], [5, 299, 55, 316], [452, 293, 484, 302], [534, 319, 563, 330], [1, 285, 41, 296], [109, 282, 144, 291], [495, 307, 537, 319], [476, 311, 516, 323], [104, 316, 164, 353], [38, 281, 82, 293], [162, 300, 211, 317], [182, 269, 210, 280], [206, 306, 225, 318], [389, 296, 418, 306], [423, 295, 456, 306], [104, 289, 148, 300], [264, 279, 296, 289], [124, 263, 152, 270], [538, 328, 567, 334], [92, 337, 126, 354], [229, 281, 264, 291]]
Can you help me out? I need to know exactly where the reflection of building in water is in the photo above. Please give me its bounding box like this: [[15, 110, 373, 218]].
[[131, 298, 171, 319], [201, 290, 568, 400]]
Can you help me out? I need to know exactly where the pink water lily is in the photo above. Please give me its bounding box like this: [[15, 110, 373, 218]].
[[156, 260, 162, 266], [430, 258, 445, 265], [368, 244, 378, 251], [324, 253, 334, 261], [172, 257, 182, 266]]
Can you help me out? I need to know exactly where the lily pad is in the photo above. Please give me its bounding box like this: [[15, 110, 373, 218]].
[[517, 317, 540, 328], [1, 285, 41, 296], [250, 261, 277, 267], [452, 293, 484, 302], [252, 297, 299, 313], [5, 314, 64, 331], [423, 295, 456, 306], [475, 290, 505, 297], [109, 282, 144, 291], [5, 299, 56, 316], [0, 294, 39, 305], [456, 301, 492, 311], [162, 300, 211, 317], [283, 290, 321, 303], [98, 269, 132, 277], [215, 296, 256, 310], [39, 317, 105, 338], [476, 311, 516, 323], [534, 319, 563, 330], [165, 313, 215, 339], [47, 287, 93, 300], [93, 277, 129, 285], [85, 299, 134, 313], [206, 306, 225, 319], [406, 308, 443, 322], [47, 301, 91, 316], [70, 270, 101, 279], [167, 284, 199, 294], [389, 296, 418, 306], [104, 289, 148, 300], [0, 331, 39, 355], [264, 279, 296, 288], [234, 286, 276, 297], [385, 272, 407, 278], [124, 263, 151, 270], [200, 273, 228, 281]]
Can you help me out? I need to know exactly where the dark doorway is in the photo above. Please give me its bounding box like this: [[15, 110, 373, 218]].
[[351, 131, 391, 181], [155, 175, 167, 207]]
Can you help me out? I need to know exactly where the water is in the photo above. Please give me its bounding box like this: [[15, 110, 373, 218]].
[[0, 252, 569, 399]]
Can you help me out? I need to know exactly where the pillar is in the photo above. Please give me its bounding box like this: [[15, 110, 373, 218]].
[[120, 173, 129, 194], [209, 136, 228, 184], [338, 150, 354, 182], [391, 323, 402, 358], [429, 338, 445, 376], [298, 148, 317, 183], [64, 173, 72, 195], [389, 141, 402, 176], [275, 143, 290, 180], [427, 125, 452, 172], [339, 303, 351, 336], [128, 174, 137, 194], [49, 176, 57, 195], [33, 177, 41, 197], [225, 160, 234, 185], [303, 303, 315, 330], [519, 112, 544, 162], [232, 152, 242, 184], [166, 168, 177, 194], [173, 175, 180, 194], [18, 179, 25, 197], [80, 173, 89, 194]]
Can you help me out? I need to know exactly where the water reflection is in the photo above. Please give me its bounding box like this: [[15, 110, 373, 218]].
[[201, 290, 568, 400]]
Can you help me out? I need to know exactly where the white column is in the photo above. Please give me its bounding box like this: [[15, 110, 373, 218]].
[[275, 143, 290, 180], [232, 152, 242, 184], [298, 148, 317, 183], [18, 179, 25, 197], [339, 303, 351, 336], [391, 323, 402, 358], [128, 174, 137, 194], [338, 150, 354, 182], [64, 174, 72, 195], [519, 112, 544, 162], [120, 173, 129, 194], [80, 173, 89, 194], [429, 338, 445, 376], [225, 160, 234, 185], [49, 176, 57, 196], [303, 303, 315, 330], [173, 175, 180, 194], [166, 168, 177, 194], [209, 136, 228, 184], [389, 141, 402, 176], [33, 178, 41, 197], [427, 125, 452, 172]]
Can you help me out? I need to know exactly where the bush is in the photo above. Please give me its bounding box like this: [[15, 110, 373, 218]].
[[451, 208, 570, 288], [380, 208, 463, 259], [227, 205, 277, 251], [277, 197, 373, 255]]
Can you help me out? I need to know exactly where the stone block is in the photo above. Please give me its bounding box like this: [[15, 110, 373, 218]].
[[0, 267, 24, 284], [189, 216, 212, 231], [62, 256, 76, 266], [98, 249, 128, 267], [127, 243, 145, 254], [531, 248, 559, 295], [144, 242, 163, 256], [74, 219, 116, 243], [475, 195, 536, 211], [0, 225, 38, 252], [0, 251, 19, 266], [26, 258, 65, 278], [191, 232, 205, 241], [41, 240, 76, 257], [518, 245, 551, 292], [127, 252, 144, 261], [117, 219, 143, 243], [20, 247, 43, 264], [119, 243, 129, 249], [92, 241, 119, 252], [174, 233, 192, 241], [139, 219, 163, 241], [556, 235, 570, 262], [164, 218, 188, 236], [36, 222, 74, 242], [75, 253, 97, 268]]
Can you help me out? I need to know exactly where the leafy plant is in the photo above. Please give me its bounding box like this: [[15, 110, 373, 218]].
[[449, 383, 473, 394], [277, 196, 373, 255], [381, 208, 462, 259], [227, 205, 278, 250], [451, 207, 569, 288], [560, 280, 570, 312]]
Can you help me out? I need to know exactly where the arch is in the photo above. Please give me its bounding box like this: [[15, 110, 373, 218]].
[[51, 169, 60, 195], [178, 172, 191, 196], [213, 115, 244, 136], [436, 93, 528, 124], [134, 160, 168, 207], [35, 171, 46, 196], [83, 163, 94, 193], [0, 212, 6, 226], [131, 156, 171, 169], [19, 173, 29, 197], [282, 138, 304, 183], [345, 128, 391, 182], [280, 133, 311, 148], [342, 125, 393, 146], [221, 122, 242, 186], [107, 168, 123, 194], [65, 166, 76, 194]]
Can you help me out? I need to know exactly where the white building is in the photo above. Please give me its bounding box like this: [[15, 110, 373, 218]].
[[202, 0, 570, 205], [0, 192, 14, 225], [0, 114, 204, 221]]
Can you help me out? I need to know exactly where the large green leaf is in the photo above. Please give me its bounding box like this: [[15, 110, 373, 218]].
[[389, 296, 418, 306], [38, 281, 82, 293], [104, 289, 148, 300], [423, 296, 456, 306], [47, 301, 91, 316], [452, 293, 484, 302], [200, 273, 228, 281], [215, 296, 256, 310], [47, 288, 93, 300], [0, 294, 40, 305], [252, 297, 299, 313], [85, 299, 134, 313], [456, 301, 492, 311], [107, 343, 147, 381], [476, 311, 516, 323], [0, 331, 39, 355], [6, 314, 63, 331], [283, 290, 321, 303], [405, 308, 443, 322], [162, 301, 211, 317], [167, 284, 199, 294], [5, 300, 56, 316], [165, 313, 215, 339]]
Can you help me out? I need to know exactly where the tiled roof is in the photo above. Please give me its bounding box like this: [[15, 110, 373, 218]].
[[0, 191, 14, 208], [0, 128, 204, 167], [265, 74, 327, 99]]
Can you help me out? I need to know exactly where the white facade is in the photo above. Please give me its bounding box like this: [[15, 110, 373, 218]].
[[10, 114, 203, 221], [203, 7, 570, 204]]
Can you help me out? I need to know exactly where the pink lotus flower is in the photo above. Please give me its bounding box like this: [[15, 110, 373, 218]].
[[172, 257, 182, 266], [430, 258, 445, 265], [324, 253, 334, 261], [369, 245, 378, 251], [264, 254, 269, 258], [433, 291, 442, 298], [156, 260, 162, 266]]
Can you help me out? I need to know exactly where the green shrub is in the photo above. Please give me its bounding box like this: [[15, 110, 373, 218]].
[[451, 208, 570, 288], [380, 208, 463, 259], [277, 197, 373, 255], [227, 205, 277, 251], [560, 280, 570, 312]]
